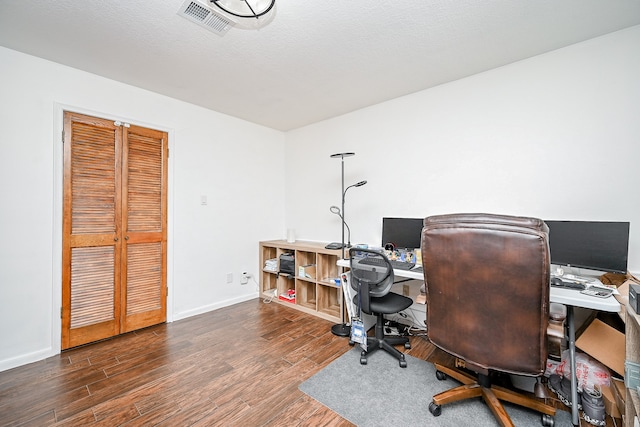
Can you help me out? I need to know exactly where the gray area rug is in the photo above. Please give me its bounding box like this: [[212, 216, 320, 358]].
[[299, 347, 572, 426]]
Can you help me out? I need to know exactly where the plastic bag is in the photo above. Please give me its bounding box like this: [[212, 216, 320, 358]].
[[552, 350, 611, 392], [350, 317, 367, 351]]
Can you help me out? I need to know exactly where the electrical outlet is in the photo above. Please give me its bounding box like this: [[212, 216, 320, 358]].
[[240, 272, 250, 285]]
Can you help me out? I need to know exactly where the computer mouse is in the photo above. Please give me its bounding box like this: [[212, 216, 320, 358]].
[[550, 277, 564, 287]]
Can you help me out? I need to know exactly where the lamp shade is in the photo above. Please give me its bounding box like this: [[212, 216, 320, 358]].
[[330, 152, 355, 159]]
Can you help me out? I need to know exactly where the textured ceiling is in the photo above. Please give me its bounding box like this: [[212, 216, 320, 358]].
[[1, 0, 639, 131]]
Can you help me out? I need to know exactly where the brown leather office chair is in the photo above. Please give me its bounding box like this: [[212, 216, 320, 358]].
[[421, 213, 556, 427]]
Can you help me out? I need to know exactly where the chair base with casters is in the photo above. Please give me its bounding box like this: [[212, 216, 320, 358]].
[[428, 363, 556, 427], [354, 293, 413, 368]]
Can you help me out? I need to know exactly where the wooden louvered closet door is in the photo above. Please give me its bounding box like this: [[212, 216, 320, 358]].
[[62, 112, 167, 349]]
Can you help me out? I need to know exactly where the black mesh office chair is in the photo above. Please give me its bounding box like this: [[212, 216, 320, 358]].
[[349, 248, 414, 368]]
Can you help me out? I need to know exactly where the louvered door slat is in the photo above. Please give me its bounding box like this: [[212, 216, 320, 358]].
[[70, 123, 117, 234], [126, 243, 162, 315], [70, 246, 115, 328], [127, 133, 163, 232]]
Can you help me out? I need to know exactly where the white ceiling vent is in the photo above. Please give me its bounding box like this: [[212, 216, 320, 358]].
[[177, 0, 235, 36]]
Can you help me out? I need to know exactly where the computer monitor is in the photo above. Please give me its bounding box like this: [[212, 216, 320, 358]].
[[381, 217, 423, 250], [545, 220, 630, 274]]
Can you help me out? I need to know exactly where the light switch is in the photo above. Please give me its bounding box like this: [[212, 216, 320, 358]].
[[200, 195, 207, 205]]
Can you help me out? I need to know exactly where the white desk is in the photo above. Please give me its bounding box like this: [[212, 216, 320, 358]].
[[549, 285, 619, 311], [337, 258, 621, 425], [337, 259, 423, 279]]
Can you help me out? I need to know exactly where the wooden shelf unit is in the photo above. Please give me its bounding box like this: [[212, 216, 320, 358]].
[[626, 303, 640, 426], [259, 240, 343, 323]]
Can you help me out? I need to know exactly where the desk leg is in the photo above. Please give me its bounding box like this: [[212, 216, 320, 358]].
[[567, 305, 579, 426]]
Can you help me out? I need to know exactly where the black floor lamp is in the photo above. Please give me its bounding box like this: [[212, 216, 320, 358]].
[[329, 152, 367, 336]]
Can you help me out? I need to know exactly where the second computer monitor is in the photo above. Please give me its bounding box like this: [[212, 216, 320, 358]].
[[545, 220, 630, 274], [381, 217, 424, 250]]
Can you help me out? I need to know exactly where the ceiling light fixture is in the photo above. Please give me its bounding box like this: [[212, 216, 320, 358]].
[[209, 0, 276, 30]]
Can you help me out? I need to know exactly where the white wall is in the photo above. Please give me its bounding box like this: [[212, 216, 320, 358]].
[[3, 24, 639, 372], [0, 47, 286, 371], [285, 26, 640, 274]]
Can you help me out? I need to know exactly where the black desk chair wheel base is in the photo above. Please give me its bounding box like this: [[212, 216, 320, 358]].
[[359, 313, 412, 368], [349, 248, 413, 368]]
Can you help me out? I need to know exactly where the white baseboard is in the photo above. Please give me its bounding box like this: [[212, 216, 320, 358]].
[[0, 346, 56, 373], [172, 292, 258, 321]]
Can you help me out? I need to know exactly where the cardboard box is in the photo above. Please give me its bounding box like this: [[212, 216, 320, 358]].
[[576, 318, 625, 376], [612, 377, 626, 417], [615, 279, 632, 307], [615, 278, 640, 306], [601, 383, 621, 419]]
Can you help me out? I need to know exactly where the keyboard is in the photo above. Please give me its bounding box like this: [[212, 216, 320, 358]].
[[358, 257, 415, 270], [550, 277, 586, 290]]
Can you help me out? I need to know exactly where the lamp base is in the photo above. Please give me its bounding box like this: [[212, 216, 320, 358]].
[[325, 242, 346, 250], [331, 323, 351, 337]]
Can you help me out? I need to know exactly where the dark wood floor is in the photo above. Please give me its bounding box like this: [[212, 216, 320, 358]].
[[0, 299, 421, 426], [0, 298, 607, 426]]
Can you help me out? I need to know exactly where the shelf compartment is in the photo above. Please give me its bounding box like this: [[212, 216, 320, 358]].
[[260, 245, 278, 294], [296, 250, 316, 277], [317, 283, 341, 319], [318, 253, 340, 284], [296, 279, 316, 310], [261, 271, 277, 295], [277, 274, 295, 297]]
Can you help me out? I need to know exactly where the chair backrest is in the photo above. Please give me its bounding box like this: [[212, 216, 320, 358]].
[[421, 213, 550, 376], [349, 248, 395, 314]]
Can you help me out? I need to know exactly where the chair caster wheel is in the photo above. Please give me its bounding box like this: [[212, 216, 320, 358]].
[[359, 350, 368, 365], [404, 342, 411, 349], [435, 370, 447, 381], [348, 340, 354, 346], [541, 414, 554, 427], [398, 354, 407, 368], [428, 402, 441, 417]]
